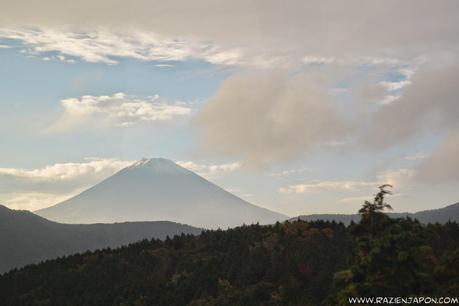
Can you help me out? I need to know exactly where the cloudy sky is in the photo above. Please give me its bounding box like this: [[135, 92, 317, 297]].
[[0, 0, 458, 216]]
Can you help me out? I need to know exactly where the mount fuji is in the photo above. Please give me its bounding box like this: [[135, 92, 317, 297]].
[[36, 158, 287, 228]]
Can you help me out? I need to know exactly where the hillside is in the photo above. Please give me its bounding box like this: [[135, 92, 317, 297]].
[[293, 202, 459, 224], [36, 158, 287, 229], [1, 217, 458, 305], [0, 205, 201, 273], [0, 220, 351, 305]]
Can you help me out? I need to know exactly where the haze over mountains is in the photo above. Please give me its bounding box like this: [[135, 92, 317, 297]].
[[36, 158, 287, 229], [0, 205, 201, 273], [294, 202, 459, 224]]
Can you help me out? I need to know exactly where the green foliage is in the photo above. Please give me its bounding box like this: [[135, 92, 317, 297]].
[[0, 221, 350, 306], [1, 188, 458, 305], [331, 186, 459, 305]]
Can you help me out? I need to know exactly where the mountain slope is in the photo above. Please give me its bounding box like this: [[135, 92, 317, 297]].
[[0, 221, 352, 305], [293, 202, 459, 224], [0, 205, 201, 273], [2, 219, 458, 305], [410, 202, 459, 223], [36, 158, 288, 228]]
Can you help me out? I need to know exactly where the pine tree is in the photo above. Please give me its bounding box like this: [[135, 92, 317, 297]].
[[358, 184, 393, 240]]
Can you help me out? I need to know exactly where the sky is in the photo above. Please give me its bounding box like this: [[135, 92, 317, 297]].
[[0, 0, 458, 217]]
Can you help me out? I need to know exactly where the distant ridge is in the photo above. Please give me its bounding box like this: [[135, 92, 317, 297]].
[[36, 158, 288, 229], [0, 205, 201, 273], [292, 202, 459, 224]]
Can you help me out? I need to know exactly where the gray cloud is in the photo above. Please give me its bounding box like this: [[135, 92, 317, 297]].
[[2, 0, 459, 182], [416, 131, 459, 183], [195, 71, 348, 166], [361, 64, 459, 149], [357, 64, 459, 184], [1, 1, 458, 66]]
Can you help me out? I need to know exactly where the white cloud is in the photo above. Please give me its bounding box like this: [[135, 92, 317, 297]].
[[279, 168, 414, 194], [302, 56, 335, 65], [359, 57, 402, 67], [279, 181, 376, 194], [0, 27, 246, 65], [0, 158, 131, 182], [268, 168, 309, 177], [155, 64, 174, 68], [1, 26, 417, 69], [177, 160, 242, 178], [337, 196, 373, 204], [0, 158, 133, 193], [381, 94, 400, 105], [399, 68, 416, 79], [0, 158, 134, 210], [4, 191, 79, 211], [47, 92, 191, 132], [380, 80, 412, 91]]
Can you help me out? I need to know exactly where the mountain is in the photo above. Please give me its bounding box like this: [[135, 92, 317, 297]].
[[408, 202, 459, 223], [36, 158, 287, 229], [293, 202, 459, 224], [0, 205, 201, 273]]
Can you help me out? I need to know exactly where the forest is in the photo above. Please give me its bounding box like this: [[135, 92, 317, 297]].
[[1, 186, 458, 306]]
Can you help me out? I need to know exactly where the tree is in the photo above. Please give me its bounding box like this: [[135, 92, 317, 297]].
[[359, 184, 393, 216], [358, 184, 393, 240]]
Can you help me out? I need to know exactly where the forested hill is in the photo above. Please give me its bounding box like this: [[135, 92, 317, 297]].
[[293, 202, 459, 224], [0, 205, 201, 273], [1, 216, 458, 305]]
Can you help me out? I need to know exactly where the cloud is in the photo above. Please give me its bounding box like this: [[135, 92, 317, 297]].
[[416, 131, 459, 183], [177, 160, 242, 178], [361, 64, 459, 149], [47, 92, 191, 132], [0, 158, 134, 210], [0, 158, 133, 194], [1, 1, 458, 69], [1, 0, 458, 191], [0, 27, 245, 65], [380, 80, 412, 91], [195, 71, 348, 166], [4, 191, 79, 211], [302, 56, 335, 65], [279, 168, 413, 194], [337, 196, 374, 205], [1, 1, 458, 64], [279, 181, 376, 194], [380, 95, 400, 105], [377, 168, 414, 188], [268, 168, 309, 178]]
